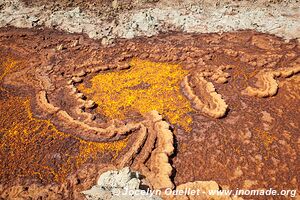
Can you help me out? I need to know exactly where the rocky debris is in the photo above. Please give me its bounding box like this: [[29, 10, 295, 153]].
[[84, 100, 96, 109], [72, 76, 83, 83], [76, 70, 87, 77], [56, 44, 65, 51], [82, 167, 162, 200], [118, 125, 148, 168], [0, 0, 299, 43]]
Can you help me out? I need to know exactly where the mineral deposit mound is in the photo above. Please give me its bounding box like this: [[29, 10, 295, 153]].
[[0, 0, 299, 199]]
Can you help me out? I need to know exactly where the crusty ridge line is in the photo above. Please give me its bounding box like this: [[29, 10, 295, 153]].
[[181, 74, 228, 118], [242, 65, 300, 98], [115, 111, 175, 190], [36, 90, 141, 142]]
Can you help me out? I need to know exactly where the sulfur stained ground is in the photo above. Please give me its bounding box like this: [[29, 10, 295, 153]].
[[78, 58, 193, 131], [0, 28, 299, 199], [0, 58, 127, 183]]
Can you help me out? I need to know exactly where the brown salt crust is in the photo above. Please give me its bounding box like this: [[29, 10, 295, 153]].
[[36, 90, 60, 114], [117, 125, 148, 168], [40, 61, 135, 141], [139, 111, 174, 190], [0, 163, 116, 200], [163, 181, 242, 200], [202, 65, 232, 84], [36, 64, 136, 142], [35, 89, 142, 142], [214, 65, 232, 84], [55, 110, 142, 142], [2, 67, 36, 88], [1, 29, 299, 197], [131, 120, 157, 170], [65, 82, 96, 123], [35, 67, 56, 91], [242, 66, 300, 98], [75, 70, 87, 77], [115, 111, 175, 190], [117, 63, 131, 70], [181, 75, 228, 118], [149, 119, 175, 189], [131, 122, 158, 189], [71, 76, 83, 83]]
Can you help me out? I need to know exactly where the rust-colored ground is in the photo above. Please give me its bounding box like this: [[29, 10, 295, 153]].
[[0, 27, 299, 199]]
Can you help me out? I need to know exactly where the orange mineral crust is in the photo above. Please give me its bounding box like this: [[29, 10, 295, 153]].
[[0, 27, 299, 199]]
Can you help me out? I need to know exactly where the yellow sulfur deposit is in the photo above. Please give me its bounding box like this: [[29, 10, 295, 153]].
[[0, 95, 127, 182], [0, 58, 20, 81], [0, 59, 127, 183], [79, 58, 194, 131]]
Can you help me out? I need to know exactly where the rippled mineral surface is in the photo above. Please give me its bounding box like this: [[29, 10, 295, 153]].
[[0, 27, 299, 199], [0, 0, 299, 199]]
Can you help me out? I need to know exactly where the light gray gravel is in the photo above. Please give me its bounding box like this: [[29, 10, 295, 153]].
[[0, 0, 299, 44]]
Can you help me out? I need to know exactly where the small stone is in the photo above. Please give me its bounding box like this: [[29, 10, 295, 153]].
[[72, 76, 82, 83], [85, 100, 96, 109], [117, 63, 130, 70], [125, 178, 140, 190], [93, 66, 109, 72], [76, 93, 85, 99], [71, 87, 78, 94], [101, 36, 114, 46], [56, 44, 65, 51], [112, 0, 119, 9], [76, 70, 86, 77], [216, 77, 228, 84], [67, 80, 73, 85], [71, 39, 79, 47]]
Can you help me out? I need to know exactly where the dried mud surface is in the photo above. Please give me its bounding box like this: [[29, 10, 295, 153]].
[[0, 27, 299, 199]]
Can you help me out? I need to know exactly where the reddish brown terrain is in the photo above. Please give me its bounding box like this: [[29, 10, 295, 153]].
[[0, 26, 299, 199]]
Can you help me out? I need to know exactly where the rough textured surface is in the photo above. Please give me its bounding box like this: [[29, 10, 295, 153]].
[[181, 75, 228, 118], [82, 167, 162, 200], [0, 27, 299, 199], [141, 111, 175, 190], [164, 181, 242, 200], [0, 0, 299, 42], [78, 58, 193, 131], [242, 65, 300, 97], [83, 168, 243, 200]]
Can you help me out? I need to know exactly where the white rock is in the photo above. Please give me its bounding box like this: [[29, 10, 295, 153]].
[[84, 168, 162, 200]]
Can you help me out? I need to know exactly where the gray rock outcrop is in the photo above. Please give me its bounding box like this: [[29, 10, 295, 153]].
[[81, 167, 162, 200]]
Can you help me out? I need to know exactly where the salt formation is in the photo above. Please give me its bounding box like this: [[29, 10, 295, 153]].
[[181, 75, 228, 118], [243, 65, 300, 97], [117, 111, 175, 190], [82, 167, 162, 200]]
